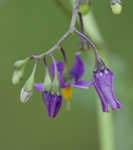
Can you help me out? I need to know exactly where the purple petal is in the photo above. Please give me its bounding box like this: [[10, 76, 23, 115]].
[[93, 68, 121, 112], [34, 83, 44, 92], [42, 92, 62, 118], [70, 52, 85, 81], [50, 95, 62, 118], [58, 73, 69, 88], [71, 80, 93, 89], [50, 61, 64, 77]]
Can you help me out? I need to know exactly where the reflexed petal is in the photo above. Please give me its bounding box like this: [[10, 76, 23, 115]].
[[93, 68, 121, 111], [93, 81, 109, 112], [34, 83, 44, 92], [50, 61, 64, 77], [71, 80, 93, 89], [70, 52, 84, 81], [58, 73, 69, 88]]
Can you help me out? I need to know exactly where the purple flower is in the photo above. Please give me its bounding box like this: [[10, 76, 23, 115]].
[[42, 91, 62, 118], [50, 52, 92, 89], [93, 68, 121, 112]]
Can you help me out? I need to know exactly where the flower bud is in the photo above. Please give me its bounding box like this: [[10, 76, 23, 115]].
[[20, 72, 35, 103], [20, 88, 33, 103], [12, 67, 25, 85], [79, 0, 91, 15], [111, 3, 122, 15], [20, 60, 38, 103], [14, 58, 29, 69]]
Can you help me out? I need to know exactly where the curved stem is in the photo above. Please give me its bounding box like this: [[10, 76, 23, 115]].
[[75, 30, 101, 65]]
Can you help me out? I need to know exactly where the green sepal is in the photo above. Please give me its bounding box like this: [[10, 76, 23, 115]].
[[43, 72, 52, 92], [51, 75, 60, 96], [23, 71, 35, 92]]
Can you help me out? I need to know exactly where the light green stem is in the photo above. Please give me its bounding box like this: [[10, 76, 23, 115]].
[[69, 1, 115, 150], [97, 105, 115, 150]]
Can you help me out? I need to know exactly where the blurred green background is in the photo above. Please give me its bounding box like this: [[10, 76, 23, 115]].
[[0, 0, 133, 150]]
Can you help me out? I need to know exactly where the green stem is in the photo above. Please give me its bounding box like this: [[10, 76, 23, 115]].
[[68, 1, 115, 150], [97, 105, 115, 150]]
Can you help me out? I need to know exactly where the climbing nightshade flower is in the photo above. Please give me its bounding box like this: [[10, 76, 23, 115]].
[[93, 68, 121, 112], [50, 52, 92, 88], [50, 52, 92, 100], [34, 56, 62, 118]]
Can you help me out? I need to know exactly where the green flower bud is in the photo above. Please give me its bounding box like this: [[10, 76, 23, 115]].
[[14, 58, 29, 69], [12, 66, 25, 85], [20, 60, 38, 103], [111, 3, 122, 15], [20, 88, 33, 103], [79, 3, 91, 15], [20, 72, 35, 103]]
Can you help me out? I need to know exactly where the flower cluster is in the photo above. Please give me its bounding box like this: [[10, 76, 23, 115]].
[[33, 50, 121, 118], [12, 0, 122, 118]]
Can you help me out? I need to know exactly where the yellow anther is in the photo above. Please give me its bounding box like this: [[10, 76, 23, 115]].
[[62, 86, 72, 101]]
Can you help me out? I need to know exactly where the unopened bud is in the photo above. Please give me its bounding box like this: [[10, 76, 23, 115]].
[[111, 3, 122, 15], [20, 60, 38, 103], [79, 0, 91, 15], [20, 88, 33, 103], [20, 73, 35, 103], [12, 67, 25, 85], [14, 58, 29, 69]]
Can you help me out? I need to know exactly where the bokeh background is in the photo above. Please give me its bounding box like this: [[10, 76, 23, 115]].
[[0, 0, 132, 150]]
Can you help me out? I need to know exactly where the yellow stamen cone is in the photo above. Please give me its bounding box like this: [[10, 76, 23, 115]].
[[62, 87, 72, 101]]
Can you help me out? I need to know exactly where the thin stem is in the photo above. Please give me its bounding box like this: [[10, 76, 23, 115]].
[[34, 31, 71, 59], [75, 30, 101, 64], [69, 0, 80, 31], [32, 59, 38, 75], [50, 55, 58, 80], [60, 47, 67, 64], [78, 12, 84, 33], [31, 0, 80, 60], [78, 11, 86, 50], [43, 56, 49, 73]]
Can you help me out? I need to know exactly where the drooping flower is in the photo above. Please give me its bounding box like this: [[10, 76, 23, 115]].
[[34, 52, 92, 103], [34, 56, 62, 118], [42, 91, 62, 118], [93, 68, 121, 112]]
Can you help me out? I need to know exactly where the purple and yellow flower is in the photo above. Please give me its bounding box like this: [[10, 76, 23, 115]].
[[34, 52, 91, 103], [34, 55, 62, 118], [50, 52, 92, 100], [93, 68, 121, 112]]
